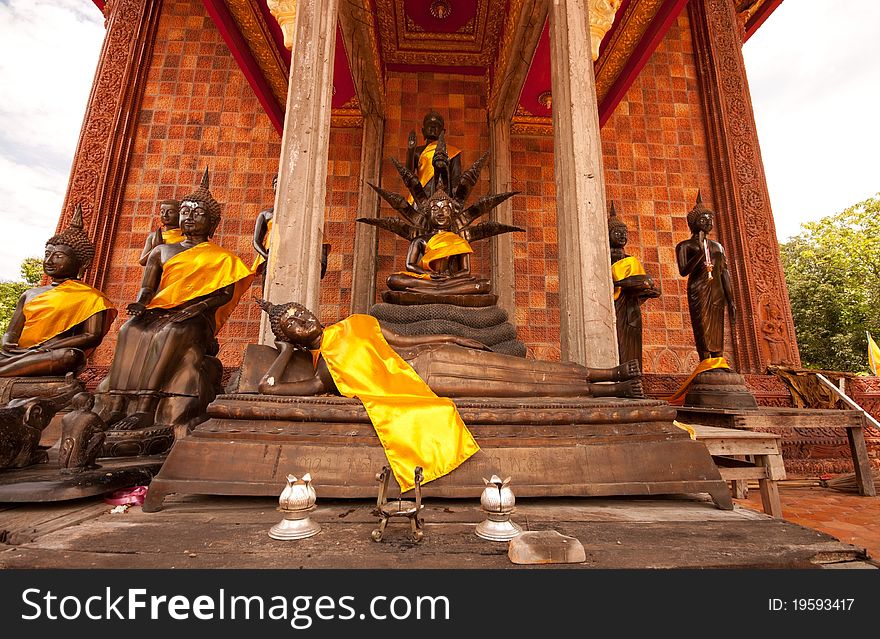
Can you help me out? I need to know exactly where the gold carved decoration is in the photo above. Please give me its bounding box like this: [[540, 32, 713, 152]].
[[589, 0, 623, 61], [267, 0, 297, 50], [228, 0, 290, 107]]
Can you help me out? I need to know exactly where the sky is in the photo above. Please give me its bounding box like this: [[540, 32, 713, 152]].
[[0, 0, 878, 281]]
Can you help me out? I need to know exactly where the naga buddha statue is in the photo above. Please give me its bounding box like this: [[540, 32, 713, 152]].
[[359, 132, 522, 303], [0, 204, 116, 379], [95, 169, 254, 453], [407, 111, 462, 200], [139, 198, 183, 266], [608, 203, 660, 370]]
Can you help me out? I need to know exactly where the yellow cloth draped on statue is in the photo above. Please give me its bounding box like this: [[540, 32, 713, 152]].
[[406, 141, 462, 204], [147, 241, 254, 334], [398, 232, 473, 280], [18, 280, 117, 349], [611, 256, 647, 301], [162, 228, 185, 244], [318, 314, 480, 492], [252, 218, 273, 270], [662, 356, 730, 406]]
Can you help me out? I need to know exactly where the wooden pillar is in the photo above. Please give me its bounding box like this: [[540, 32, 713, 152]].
[[689, 0, 801, 371], [488, 0, 548, 319], [350, 115, 384, 313], [57, 0, 163, 290], [261, 0, 339, 342], [548, 0, 617, 367]]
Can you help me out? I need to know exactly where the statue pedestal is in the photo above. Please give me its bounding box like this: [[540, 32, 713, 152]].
[[683, 369, 758, 409], [142, 394, 732, 512]]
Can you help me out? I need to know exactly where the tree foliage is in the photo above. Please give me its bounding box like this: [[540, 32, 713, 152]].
[[781, 194, 880, 372], [0, 257, 42, 336]]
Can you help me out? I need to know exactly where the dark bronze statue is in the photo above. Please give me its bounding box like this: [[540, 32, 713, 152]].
[[359, 133, 522, 299], [0, 205, 115, 378], [608, 203, 660, 370], [255, 300, 644, 399], [58, 391, 106, 472], [139, 199, 183, 266], [407, 111, 462, 198], [95, 169, 253, 443], [0, 373, 81, 469], [675, 193, 736, 361]]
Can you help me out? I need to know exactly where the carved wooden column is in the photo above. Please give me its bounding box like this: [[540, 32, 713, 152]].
[[488, 118, 516, 316], [549, 0, 617, 368], [262, 0, 339, 341], [56, 0, 163, 290], [350, 114, 383, 313], [689, 0, 801, 371]]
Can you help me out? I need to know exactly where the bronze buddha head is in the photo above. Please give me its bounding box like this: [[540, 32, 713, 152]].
[[180, 168, 222, 238], [45, 203, 95, 280]]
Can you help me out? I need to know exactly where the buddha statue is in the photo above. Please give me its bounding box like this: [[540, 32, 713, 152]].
[[0, 205, 116, 378], [359, 132, 522, 302], [139, 198, 183, 266], [95, 169, 254, 450], [608, 203, 660, 370], [407, 111, 462, 199]]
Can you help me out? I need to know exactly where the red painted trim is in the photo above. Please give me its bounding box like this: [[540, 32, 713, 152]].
[[598, 0, 688, 127], [743, 0, 784, 42], [202, 0, 285, 134], [385, 63, 487, 76], [91, 0, 105, 12]]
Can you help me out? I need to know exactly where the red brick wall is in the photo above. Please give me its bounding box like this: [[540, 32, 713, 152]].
[[377, 71, 491, 302], [91, 0, 358, 368], [602, 12, 714, 374]]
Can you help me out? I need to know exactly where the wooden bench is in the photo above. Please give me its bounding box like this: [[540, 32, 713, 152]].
[[676, 407, 876, 497], [687, 423, 786, 518]]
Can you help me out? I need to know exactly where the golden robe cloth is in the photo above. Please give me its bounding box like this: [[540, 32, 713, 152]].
[[162, 228, 185, 244], [252, 218, 273, 270], [611, 256, 647, 301], [18, 280, 116, 348], [662, 356, 730, 406], [318, 314, 480, 492], [147, 241, 254, 334], [399, 232, 473, 280], [406, 141, 462, 204]]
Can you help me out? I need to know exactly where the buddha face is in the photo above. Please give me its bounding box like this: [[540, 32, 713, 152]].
[[179, 200, 213, 237], [696, 211, 713, 234], [279, 305, 324, 348], [43, 243, 80, 280], [422, 114, 444, 141], [609, 225, 628, 248], [429, 196, 457, 230], [159, 202, 180, 228]]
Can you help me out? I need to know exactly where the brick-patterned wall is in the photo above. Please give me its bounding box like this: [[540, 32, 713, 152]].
[[602, 12, 714, 374], [377, 71, 491, 303], [90, 0, 358, 369], [510, 135, 560, 361]]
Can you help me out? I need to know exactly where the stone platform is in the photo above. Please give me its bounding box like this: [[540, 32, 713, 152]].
[[143, 394, 732, 512]]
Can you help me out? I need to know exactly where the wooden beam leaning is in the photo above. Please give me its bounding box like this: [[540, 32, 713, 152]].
[[549, 0, 618, 367], [488, 0, 548, 318], [262, 0, 340, 343], [339, 0, 386, 314]]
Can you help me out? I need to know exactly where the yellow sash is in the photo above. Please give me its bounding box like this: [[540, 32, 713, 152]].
[[319, 314, 479, 492], [611, 256, 647, 301], [252, 218, 273, 270], [162, 228, 185, 244], [662, 357, 730, 405], [19, 280, 116, 348], [419, 231, 472, 270], [147, 242, 254, 334], [417, 141, 461, 188]]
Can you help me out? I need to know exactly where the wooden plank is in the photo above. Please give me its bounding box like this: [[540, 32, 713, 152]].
[[846, 421, 877, 496], [0, 500, 110, 545], [716, 467, 767, 481]]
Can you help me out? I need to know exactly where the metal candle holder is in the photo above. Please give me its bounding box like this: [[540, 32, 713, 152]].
[[268, 473, 321, 540], [476, 475, 522, 541]]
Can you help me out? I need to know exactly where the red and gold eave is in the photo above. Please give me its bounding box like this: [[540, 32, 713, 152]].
[[90, 0, 782, 134]]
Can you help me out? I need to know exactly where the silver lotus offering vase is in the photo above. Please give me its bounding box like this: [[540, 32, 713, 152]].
[[475, 475, 522, 541], [269, 473, 321, 540]]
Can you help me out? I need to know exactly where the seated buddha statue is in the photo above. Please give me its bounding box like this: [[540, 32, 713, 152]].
[[95, 169, 254, 443], [359, 133, 522, 301], [0, 204, 116, 378]]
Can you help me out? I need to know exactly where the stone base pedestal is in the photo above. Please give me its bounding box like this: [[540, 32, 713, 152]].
[[142, 394, 732, 512], [684, 369, 758, 409]]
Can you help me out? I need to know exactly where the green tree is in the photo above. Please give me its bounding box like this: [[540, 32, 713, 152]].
[[781, 194, 880, 372], [0, 257, 42, 335]]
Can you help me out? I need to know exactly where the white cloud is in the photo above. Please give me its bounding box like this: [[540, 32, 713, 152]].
[[0, 0, 103, 280], [743, 0, 880, 242]]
